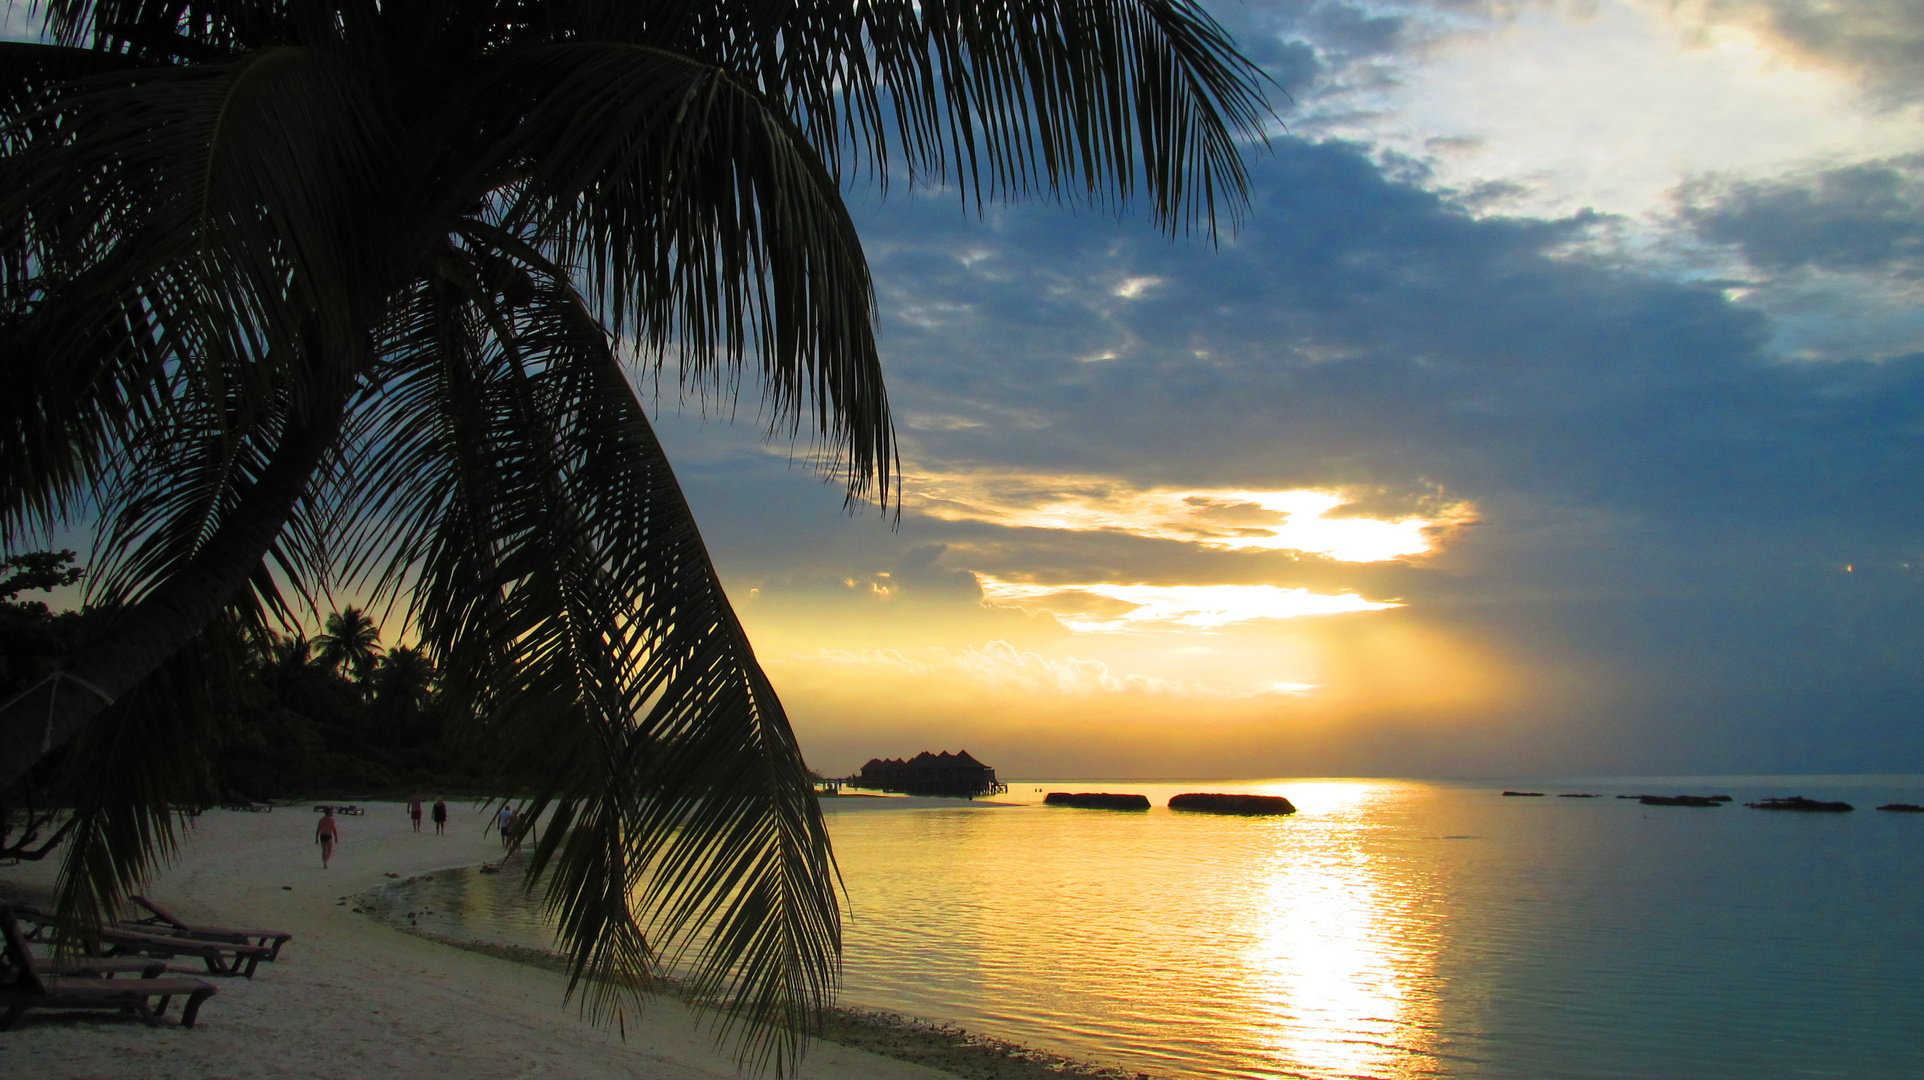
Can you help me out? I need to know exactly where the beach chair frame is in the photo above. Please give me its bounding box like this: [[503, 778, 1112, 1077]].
[[126, 895, 294, 961], [0, 905, 217, 1029], [14, 906, 270, 978]]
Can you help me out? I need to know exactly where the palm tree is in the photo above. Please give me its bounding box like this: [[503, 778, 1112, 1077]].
[[315, 606, 384, 685], [260, 629, 312, 698], [0, 0, 1268, 1066], [376, 644, 436, 712], [373, 643, 437, 736]]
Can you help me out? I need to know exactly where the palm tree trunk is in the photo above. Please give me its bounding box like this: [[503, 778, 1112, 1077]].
[[0, 386, 351, 793]]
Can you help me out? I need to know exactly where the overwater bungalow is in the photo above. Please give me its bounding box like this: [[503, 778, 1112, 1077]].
[[850, 750, 1008, 798]]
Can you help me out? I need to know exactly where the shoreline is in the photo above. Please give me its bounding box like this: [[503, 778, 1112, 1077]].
[[0, 801, 1012, 1080], [361, 879, 1153, 1080]]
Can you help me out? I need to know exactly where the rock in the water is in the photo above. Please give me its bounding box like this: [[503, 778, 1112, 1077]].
[[1501, 790, 1545, 797], [1044, 792, 1151, 810], [1745, 796, 1854, 812], [1558, 793, 1600, 798], [1168, 793, 1297, 816], [1876, 803, 1924, 812], [1639, 795, 1724, 807]]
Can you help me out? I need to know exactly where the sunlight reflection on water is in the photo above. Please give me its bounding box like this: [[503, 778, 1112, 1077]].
[[1239, 784, 1443, 1078], [383, 777, 1924, 1080]]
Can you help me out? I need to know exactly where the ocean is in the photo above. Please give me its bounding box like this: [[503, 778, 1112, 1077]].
[[384, 777, 1924, 1080]]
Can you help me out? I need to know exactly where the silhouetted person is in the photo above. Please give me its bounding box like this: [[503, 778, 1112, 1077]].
[[316, 808, 339, 868], [431, 797, 447, 835], [408, 797, 424, 833]]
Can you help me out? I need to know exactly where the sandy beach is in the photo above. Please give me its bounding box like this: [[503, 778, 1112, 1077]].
[[0, 801, 966, 1080]]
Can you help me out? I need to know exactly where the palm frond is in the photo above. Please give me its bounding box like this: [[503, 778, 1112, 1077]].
[[0, 42, 143, 119], [449, 44, 893, 504], [4, 4, 1275, 1072], [2, 43, 391, 583], [555, 0, 1271, 234], [48, 619, 231, 948], [339, 273, 838, 1073]]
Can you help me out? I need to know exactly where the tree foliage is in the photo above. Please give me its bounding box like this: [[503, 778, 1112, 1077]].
[[315, 605, 383, 684], [0, 1, 1268, 1068]]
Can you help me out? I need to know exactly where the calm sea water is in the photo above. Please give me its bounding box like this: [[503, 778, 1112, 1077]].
[[382, 777, 1924, 1080]]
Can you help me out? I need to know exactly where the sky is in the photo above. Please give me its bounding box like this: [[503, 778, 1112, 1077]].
[[647, 0, 1924, 779], [12, 2, 1924, 779]]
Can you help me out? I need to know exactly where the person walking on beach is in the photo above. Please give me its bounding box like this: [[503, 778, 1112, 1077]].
[[315, 808, 339, 868], [407, 796, 424, 833], [431, 797, 447, 835], [498, 803, 515, 850]]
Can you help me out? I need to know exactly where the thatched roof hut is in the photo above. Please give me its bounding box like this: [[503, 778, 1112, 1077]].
[[853, 750, 1003, 798]]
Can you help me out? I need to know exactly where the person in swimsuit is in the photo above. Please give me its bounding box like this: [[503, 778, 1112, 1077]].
[[407, 797, 424, 833], [431, 797, 447, 835], [316, 808, 339, 868]]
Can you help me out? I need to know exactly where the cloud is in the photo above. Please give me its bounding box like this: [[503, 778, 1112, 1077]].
[[651, 98, 1924, 772], [1671, 0, 1924, 104], [1678, 155, 1924, 276], [853, 135, 1924, 542], [901, 469, 1473, 562], [804, 640, 1286, 697], [978, 578, 1399, 632], [1203, 0, 1408, 105], [1239, 0, 1924, 226], [815, 132, 1924, 765]]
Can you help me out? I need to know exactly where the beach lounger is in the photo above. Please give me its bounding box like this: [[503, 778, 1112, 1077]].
[[4, 914, 169, 980], [1, 906, 216, 1029], [125, 896, 294, 961], [30, 956, 170, 979], [14, 906, 271, 978]]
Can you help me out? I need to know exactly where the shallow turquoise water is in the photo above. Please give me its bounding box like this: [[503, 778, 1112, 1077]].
[[384, 776, 1924, 1080]]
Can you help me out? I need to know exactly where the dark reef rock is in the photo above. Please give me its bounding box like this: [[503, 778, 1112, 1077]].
[[1501, 791, 1545, 797], [1168, 793, 1297, 816], [1639, 795, 1724, 807], [1044, 792, 1150, 810], [1745, 796, 1854, 812], [1876, 803, 1924, 813], [1558, 793, 1600, 798]]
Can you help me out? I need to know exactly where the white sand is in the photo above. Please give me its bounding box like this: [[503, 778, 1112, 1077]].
[[0, 801, 962, 1080]]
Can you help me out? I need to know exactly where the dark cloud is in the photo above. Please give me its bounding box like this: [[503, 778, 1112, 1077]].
[[1680, 156, 1924, 276], [855, 138, 1924, 548], [890, 545, 985, 600], [1204, 0, 1417, 113]]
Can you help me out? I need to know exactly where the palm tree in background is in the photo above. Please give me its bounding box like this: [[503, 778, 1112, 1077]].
[[373, 643, 436, 733], [376, 644, 435, 709], [314, 606, 384, 686], [262, 630, 312, 697], [0, 0, 1269, 1065]]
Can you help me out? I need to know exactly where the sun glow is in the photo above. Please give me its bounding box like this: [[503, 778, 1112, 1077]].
[[903, 471, 1471, 563]]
